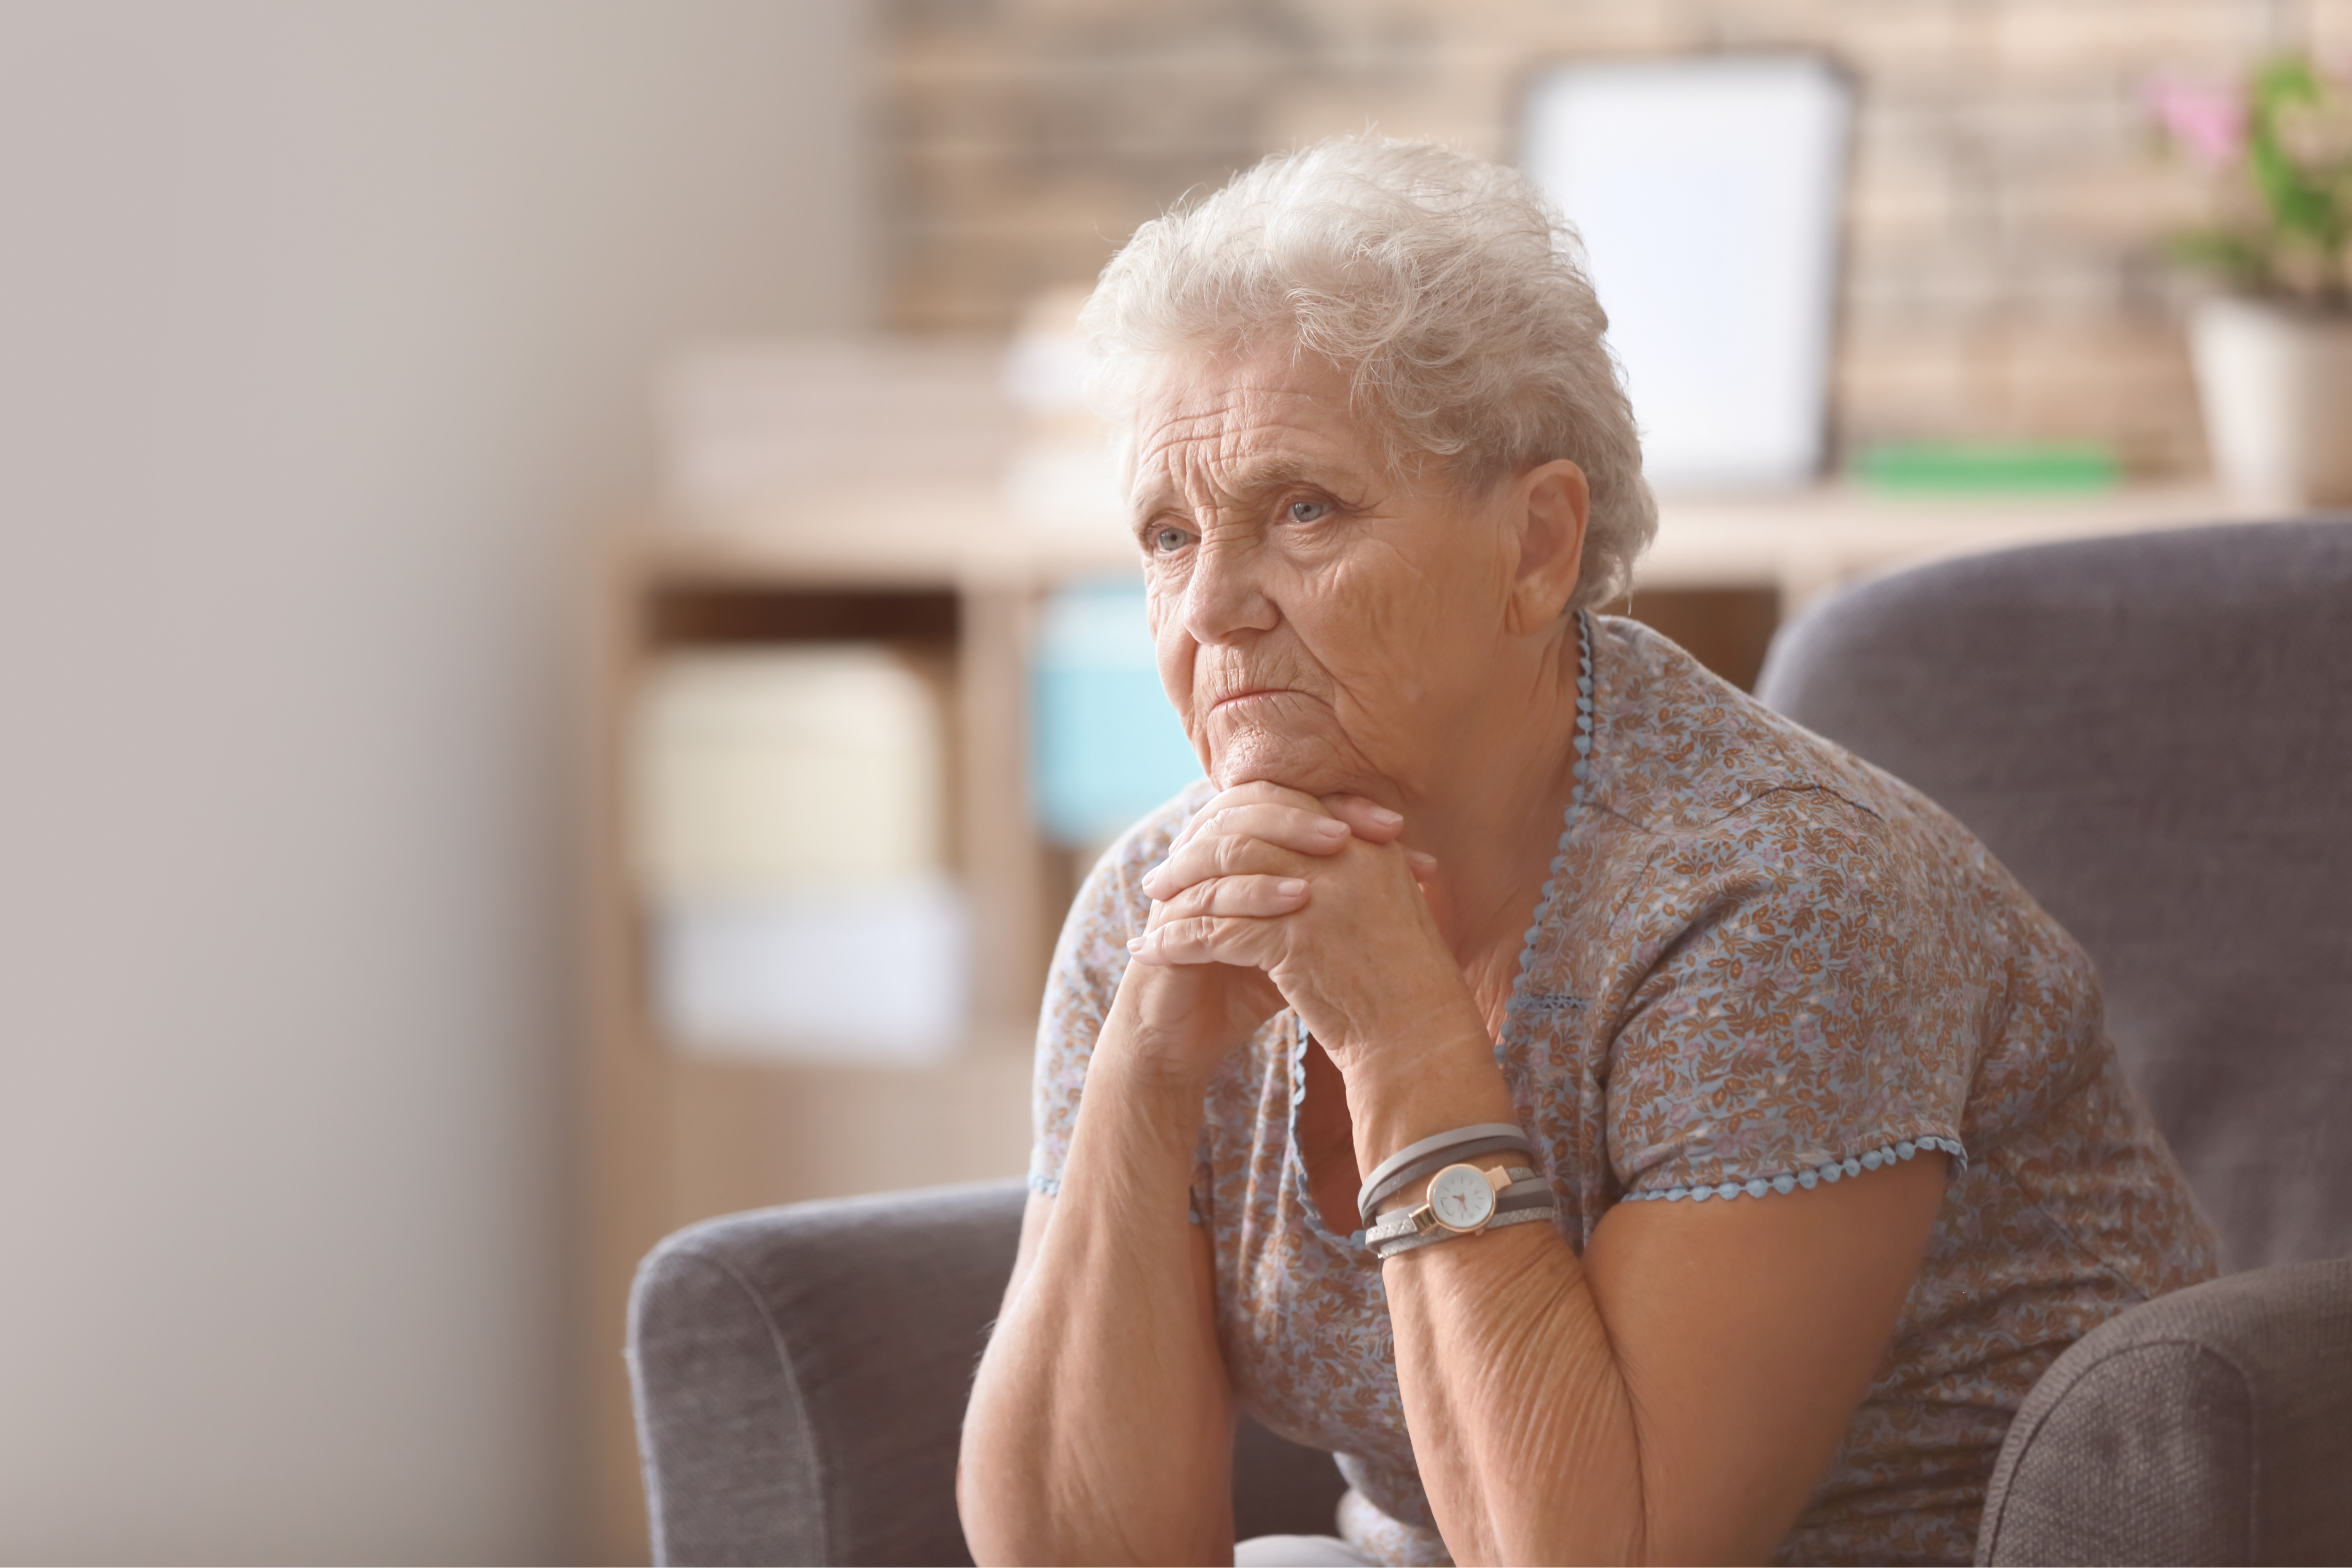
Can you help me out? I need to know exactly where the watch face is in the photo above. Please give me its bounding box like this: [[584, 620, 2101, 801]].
[[1427, 1164, 1497, 1232]]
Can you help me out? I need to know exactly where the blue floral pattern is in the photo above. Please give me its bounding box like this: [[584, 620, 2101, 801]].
[[1028, 616, 2218, 1566]]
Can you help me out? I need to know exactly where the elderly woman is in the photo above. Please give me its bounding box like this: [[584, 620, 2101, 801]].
[[957, 138, 2216, 1568]]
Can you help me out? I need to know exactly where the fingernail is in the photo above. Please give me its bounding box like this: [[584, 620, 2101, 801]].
[[1406, 850, 1438, 868], [1127, 936, 1144, 952], [1314, 817, 1350, 836], [1277, 878, 1308, 896], [1368, 807, 1403, 826]]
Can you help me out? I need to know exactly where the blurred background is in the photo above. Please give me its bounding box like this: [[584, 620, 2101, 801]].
[[2, 0, 2344, 1563]]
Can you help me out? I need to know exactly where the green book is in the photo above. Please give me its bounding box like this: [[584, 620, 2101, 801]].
[[1855, 442, 2121, 495]]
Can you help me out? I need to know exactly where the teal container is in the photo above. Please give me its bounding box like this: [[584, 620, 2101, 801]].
[[1030, 579, 1204, 847]]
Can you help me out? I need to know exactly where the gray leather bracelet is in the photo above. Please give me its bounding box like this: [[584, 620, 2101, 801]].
[[1355, 1124, 1535, 1228], [1373, 1198, 1560, 1259]]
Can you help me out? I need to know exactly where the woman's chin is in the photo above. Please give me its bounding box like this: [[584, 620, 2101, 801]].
[[1208, 730, 1366, 799]]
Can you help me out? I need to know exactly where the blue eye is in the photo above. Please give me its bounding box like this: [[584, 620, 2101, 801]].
[[1152, 526, 1191, 554], [1287, 499, 1330, 523]]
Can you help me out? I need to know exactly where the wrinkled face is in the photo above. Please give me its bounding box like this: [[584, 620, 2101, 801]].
[[1128, 344, 1533, 800]]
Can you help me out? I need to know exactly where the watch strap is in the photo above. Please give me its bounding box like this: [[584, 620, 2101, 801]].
[[1361, 1171, 1549, 1249], [1374, 1200, 1559, 1258]]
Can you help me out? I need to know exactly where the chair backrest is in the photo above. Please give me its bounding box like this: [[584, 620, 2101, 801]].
[[1755, 519, 2352, 1271]]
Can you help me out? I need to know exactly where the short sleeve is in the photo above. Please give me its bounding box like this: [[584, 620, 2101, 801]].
[[1028, 785, 1210, 1200], [1605, 789, 1977, 1205]]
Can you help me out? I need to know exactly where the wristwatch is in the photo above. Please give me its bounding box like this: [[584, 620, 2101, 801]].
[[1362, 1163, 1551, 1257]]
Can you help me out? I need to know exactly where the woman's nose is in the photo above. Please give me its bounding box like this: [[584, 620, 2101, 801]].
[[1181, 532, 1280, 644]]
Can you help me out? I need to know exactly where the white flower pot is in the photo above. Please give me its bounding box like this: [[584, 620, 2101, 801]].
[[2189, 296, 2352, 508]]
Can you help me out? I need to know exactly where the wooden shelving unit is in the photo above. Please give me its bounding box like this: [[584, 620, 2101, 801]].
[[578, 485, 1140, 1563]]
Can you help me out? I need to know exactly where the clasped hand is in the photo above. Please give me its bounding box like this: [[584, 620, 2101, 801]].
[[1124, 782, 1468, 1078]]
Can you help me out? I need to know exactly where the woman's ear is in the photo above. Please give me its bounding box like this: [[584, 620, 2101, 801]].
[[1504, 460, 1591, 635]]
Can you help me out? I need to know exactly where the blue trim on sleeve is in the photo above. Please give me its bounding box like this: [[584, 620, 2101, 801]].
[[1618, 1134, 1969, 1204]]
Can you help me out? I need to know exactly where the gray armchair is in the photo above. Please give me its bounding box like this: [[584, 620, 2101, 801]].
[[630, 519, 2352, 1566]]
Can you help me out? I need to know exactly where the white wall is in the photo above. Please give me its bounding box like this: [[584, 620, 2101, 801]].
[[0, 3, 869, 1560]]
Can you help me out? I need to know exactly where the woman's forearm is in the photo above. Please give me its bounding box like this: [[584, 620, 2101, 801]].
[[958, 999, 1237, 1566], [1383, 1233, 1646, 1565]]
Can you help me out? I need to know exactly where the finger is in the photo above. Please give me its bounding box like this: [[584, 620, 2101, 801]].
[[1408, 852, 1457, 932], [1126, 913, 1282, 968], [1159, 873, 1310, 921], [1201, 801, 1352, 853], [1145, 832, 1317, 900], [1168, 781, 1327, 856], [1320, 793, 1407, 843], [1143, 805, 1347, 895]]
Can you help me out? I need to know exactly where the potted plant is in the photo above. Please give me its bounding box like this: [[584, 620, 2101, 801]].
[[2149, 56, 2352, 507]]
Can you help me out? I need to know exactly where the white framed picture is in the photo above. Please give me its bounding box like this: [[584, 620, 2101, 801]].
[[1520, 54, 1852, 492]]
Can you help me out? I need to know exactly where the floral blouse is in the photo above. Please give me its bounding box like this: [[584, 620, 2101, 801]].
[[1028, 614, 2218, 1566]]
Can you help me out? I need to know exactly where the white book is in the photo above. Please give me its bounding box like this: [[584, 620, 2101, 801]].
[[654, 879, 969, 1066], [631, 646, 945, 898]]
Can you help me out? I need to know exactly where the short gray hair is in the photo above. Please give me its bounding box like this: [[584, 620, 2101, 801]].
[[1080, 135, 1656, 610]]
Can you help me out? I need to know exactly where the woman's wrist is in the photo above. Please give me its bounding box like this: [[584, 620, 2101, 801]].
[[1340, 1010, 1522, 1179], [1097, 974, 1227, 1098], [1077, 980, 1225, 1164]]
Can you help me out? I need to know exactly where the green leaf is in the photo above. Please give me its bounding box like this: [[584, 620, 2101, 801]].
[[2166, 228, 2268, 285], [2244, 53, 2345, 247]]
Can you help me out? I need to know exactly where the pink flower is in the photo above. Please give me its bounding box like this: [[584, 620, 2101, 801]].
[[2145, 72, 2249, 170]]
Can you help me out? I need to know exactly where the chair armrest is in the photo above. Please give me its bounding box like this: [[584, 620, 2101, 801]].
[[1976, 1258, 2352, 1566], [628, 1179, 1025, 1567], [628, 1178, 1347, 1566]]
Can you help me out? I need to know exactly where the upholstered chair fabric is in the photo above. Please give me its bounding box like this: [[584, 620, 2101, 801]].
[[1974, 1258, 2352, 1565]]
